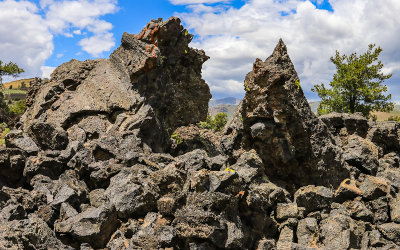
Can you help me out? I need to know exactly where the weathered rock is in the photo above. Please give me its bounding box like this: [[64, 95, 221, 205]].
[[27, 122, 69, 150], [129, 212, 176, 249], [296, 217, 319, 247], [367, 121, 400, 156], [320, 213, 352, 249], [276, 203, 299, 221], [256, 238, 276, 250], [389, 194, 400, 223], [342, 135, 379, 175], [294, 185, 333, 213], [230, 149, 264, 184], [227, 39, 349, 191], [5, 130, 39, 154], [0, 148, 26, 184], [276, 226, 294, 250], [0, 214, 74, 250], [170, 125, 221, 157], [342, 197, 374, 222], [360, 175, 389, 200], [105, 166, 159, 218], [334, 178, 362, 202], [366, 197, 390, 224], [319, 112, 369, 138], [54, 204, 119, 249], [377, 223, 400, 245]]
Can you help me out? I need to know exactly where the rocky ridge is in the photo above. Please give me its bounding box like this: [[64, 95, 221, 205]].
[[0, 17, 400, 249]]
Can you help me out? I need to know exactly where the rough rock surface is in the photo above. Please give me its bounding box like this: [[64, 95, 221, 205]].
[[1, 17, 400, 249], [222, 39, 349, 192]]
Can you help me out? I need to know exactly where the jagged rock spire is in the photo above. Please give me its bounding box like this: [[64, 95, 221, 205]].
[[224, 39, 350, 191]]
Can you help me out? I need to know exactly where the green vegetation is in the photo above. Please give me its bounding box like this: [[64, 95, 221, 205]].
[[0, 60, 24, 85], [171, 133, 183, 144], [9, 100, 26, 115], [388, 116, 400, 122], [0, 122, 10, 145], [295, 79, 300, 89], [244, 80, 250, 92], [312, 44, 393, 117], [198, 112, 228, 132]]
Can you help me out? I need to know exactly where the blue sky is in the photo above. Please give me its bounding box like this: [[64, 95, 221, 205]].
[[1, 0, 399, 101]]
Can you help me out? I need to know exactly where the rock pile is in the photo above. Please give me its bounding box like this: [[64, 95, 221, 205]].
[[0, 17, 400, 249]]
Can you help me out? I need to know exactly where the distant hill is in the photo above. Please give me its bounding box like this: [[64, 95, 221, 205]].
[[209, 98, 400, 122], [1, 78, 33, 103], [209, 97, 241, 107], [2, 78, 33, 90]]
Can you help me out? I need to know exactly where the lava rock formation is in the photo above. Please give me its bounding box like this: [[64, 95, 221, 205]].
[[0, 17, 400, 249]]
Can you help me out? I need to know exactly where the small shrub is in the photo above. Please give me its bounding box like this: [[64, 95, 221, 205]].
[[9, 100, 26, 115], [198, 113, 227, 132], [388, 116, 400, 122], [171, 133, 183, 144]]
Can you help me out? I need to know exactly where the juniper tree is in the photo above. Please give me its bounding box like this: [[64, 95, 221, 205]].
[[312, 44, 393, 117], [0, 60, 24, 85]]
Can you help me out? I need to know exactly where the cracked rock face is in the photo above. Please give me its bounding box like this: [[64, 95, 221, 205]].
[[21, 17, 211, 153], [1, 17, 400, 250], [223, 39, 349, 191]]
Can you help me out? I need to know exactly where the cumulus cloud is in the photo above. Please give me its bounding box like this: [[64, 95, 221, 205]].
[[79, 33, 115, 57], [0, 0, 118, 81], [42, 0, 118, 56], [0, 0, 53, 79], [170, 0, 231, 5], [175, 0, 400, 100], [40, 66, 56, 78]]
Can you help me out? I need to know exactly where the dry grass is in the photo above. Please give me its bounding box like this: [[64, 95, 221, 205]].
[[371, 110, 400, 121], [2, 78, 34, 90]]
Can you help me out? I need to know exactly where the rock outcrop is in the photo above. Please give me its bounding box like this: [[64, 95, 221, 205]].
[[1, 17, 400, 249], [223, 40, 349, 192]]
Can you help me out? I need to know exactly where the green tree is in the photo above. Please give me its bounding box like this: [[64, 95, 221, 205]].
[[0, 60, 24, 85], [198, 112, 228, 132], [9, 100, 26, 115], [312, 44, 393, 117]]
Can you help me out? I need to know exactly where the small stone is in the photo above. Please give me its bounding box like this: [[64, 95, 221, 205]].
[[276, 226, 293, 250], [256, 238, 276, 250], [157, 196, 175, 215], [296, 217, 319, 247], [294, 185, 333, 213], [334, 178, 362, 202], [360, 175, 389, 200], [342, 198, 374, 222], [276, 203, 298, 221], [389, 195, 400, 223], [89, 189, 106, 208], [377, 223, 400, 245], [366, 197, 389, 224]]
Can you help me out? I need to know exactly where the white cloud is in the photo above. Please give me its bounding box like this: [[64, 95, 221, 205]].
[[175, 0, 400, 100], [41, 66, 56, 78], [42, 0, 118, 57], [78, 33, 115, 57], [0, 0, 119, 82], [0, 0, 53, 79], [170, 0, 231, 5]]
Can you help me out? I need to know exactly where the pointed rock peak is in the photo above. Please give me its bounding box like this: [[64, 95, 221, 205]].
[[272, 38, 288, 57]]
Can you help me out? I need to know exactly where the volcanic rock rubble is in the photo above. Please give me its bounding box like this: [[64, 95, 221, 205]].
[[1, 17, 400, 249]]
